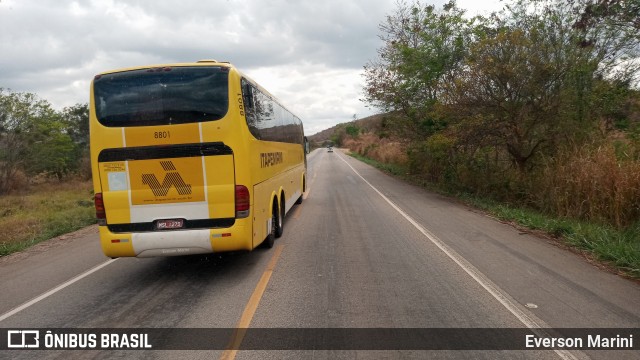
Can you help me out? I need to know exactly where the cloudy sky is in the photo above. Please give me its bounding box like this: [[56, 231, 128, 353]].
[[0, 0, 501, 135]]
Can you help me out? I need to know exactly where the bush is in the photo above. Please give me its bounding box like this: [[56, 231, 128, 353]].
[[533, 145, 640, 228], [344, 133, 407, 166]]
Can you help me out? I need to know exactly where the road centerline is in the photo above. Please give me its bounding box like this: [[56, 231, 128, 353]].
[[220, 243, 285, 360]]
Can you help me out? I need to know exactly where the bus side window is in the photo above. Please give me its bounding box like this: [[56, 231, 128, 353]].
[[242, 81, 254, 109], [242, 79, 260, 139]]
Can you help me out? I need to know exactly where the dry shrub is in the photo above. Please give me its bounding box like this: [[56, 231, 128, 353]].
[[5, 169, 29, 193], [37, 178, 92, 193], [0, 216, 40, 245], [344, 133, 408, 165], [79, 154, 93, 180], [28, 172, 52, 185], [534, 145, 640, 228], [370, 141, 407, 164]]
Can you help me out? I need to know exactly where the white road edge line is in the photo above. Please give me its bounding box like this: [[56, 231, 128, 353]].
[[0, 258, 119, 323], [336, 152, 586, 360]]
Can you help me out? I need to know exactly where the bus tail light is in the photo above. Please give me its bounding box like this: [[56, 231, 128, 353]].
[[235, 185, 250, 218], [94, 192, 106, 225]]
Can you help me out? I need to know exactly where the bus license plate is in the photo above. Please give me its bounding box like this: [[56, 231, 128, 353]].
[[156, 219, 184, 230]]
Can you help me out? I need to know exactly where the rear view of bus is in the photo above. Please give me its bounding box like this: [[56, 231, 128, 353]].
[[90, 60, 307, 258]]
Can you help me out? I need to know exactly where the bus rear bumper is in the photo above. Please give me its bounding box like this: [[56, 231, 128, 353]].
[[134, 229, 212, 257], [99, 220, 252, 258]]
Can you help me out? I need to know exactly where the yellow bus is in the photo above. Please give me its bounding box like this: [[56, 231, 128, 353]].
[[90, 60, 308, 258]]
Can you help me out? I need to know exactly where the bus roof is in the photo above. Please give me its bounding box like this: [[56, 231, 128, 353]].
[[95, 60, 235, 76]]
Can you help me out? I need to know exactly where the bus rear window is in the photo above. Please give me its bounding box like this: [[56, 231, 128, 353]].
[[93, 66, 229, 127]]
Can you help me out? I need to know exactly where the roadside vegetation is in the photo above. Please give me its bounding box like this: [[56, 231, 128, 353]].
[[312, 0, 640, 278], [0, 89, 94, 256], [0, 180, 95, 256]]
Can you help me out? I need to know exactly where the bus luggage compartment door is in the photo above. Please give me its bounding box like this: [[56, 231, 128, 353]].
[[97, 143, 235, 228]]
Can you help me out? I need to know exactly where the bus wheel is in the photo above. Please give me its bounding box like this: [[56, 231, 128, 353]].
[[275, 195, 284, 238], [263, 201, 277, 249], [295, 178, 305, 204]]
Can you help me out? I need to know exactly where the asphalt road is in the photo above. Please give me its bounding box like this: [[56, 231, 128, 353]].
[[1, 149, 639, 359]]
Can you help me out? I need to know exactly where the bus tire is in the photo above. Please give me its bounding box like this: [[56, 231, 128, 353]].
[[295, 178, 305, 204], [263, 202, 277, 249], [275, 194, 284, 238]]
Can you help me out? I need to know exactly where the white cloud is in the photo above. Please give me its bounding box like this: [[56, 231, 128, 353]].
[[0, 0, 502, 133], [246, 63, 373, 134]]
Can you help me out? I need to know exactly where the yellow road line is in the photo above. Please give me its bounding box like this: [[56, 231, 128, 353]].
[[219, 244, 284, 360]]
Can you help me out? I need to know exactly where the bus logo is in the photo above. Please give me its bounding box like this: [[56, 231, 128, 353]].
[[141, 161, 192, 196], [128, 158, 205, 205], [261, 152, 283, 168]]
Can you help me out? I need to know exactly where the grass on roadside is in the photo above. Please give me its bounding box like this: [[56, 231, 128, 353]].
[[347, 152, 640, 279], [0, 180, 96, 257], [348, 152, 407, 177]]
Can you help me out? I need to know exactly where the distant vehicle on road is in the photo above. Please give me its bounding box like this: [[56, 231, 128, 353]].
[[328, 147, 333, 153], [90, 60, 309, 258]]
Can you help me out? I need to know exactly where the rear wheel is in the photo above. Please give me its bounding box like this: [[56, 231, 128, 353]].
[[295, 178, 305, 204], [263, 203, 277, 249], [275, 194, 284, 238]]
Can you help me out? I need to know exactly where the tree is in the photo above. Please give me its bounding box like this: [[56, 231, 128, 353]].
[[363, 0, 476, 140], [574, 0, 640, 38], [61, 103, 90, 151], [0, 89, 52, 192], [0, 89, 78, 192], [440, 0, 639, 171], [345, 123, 360, 137], [61, 103, 90, 178], [25, 119, 77, 179], [443, 27, 571, 171]]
